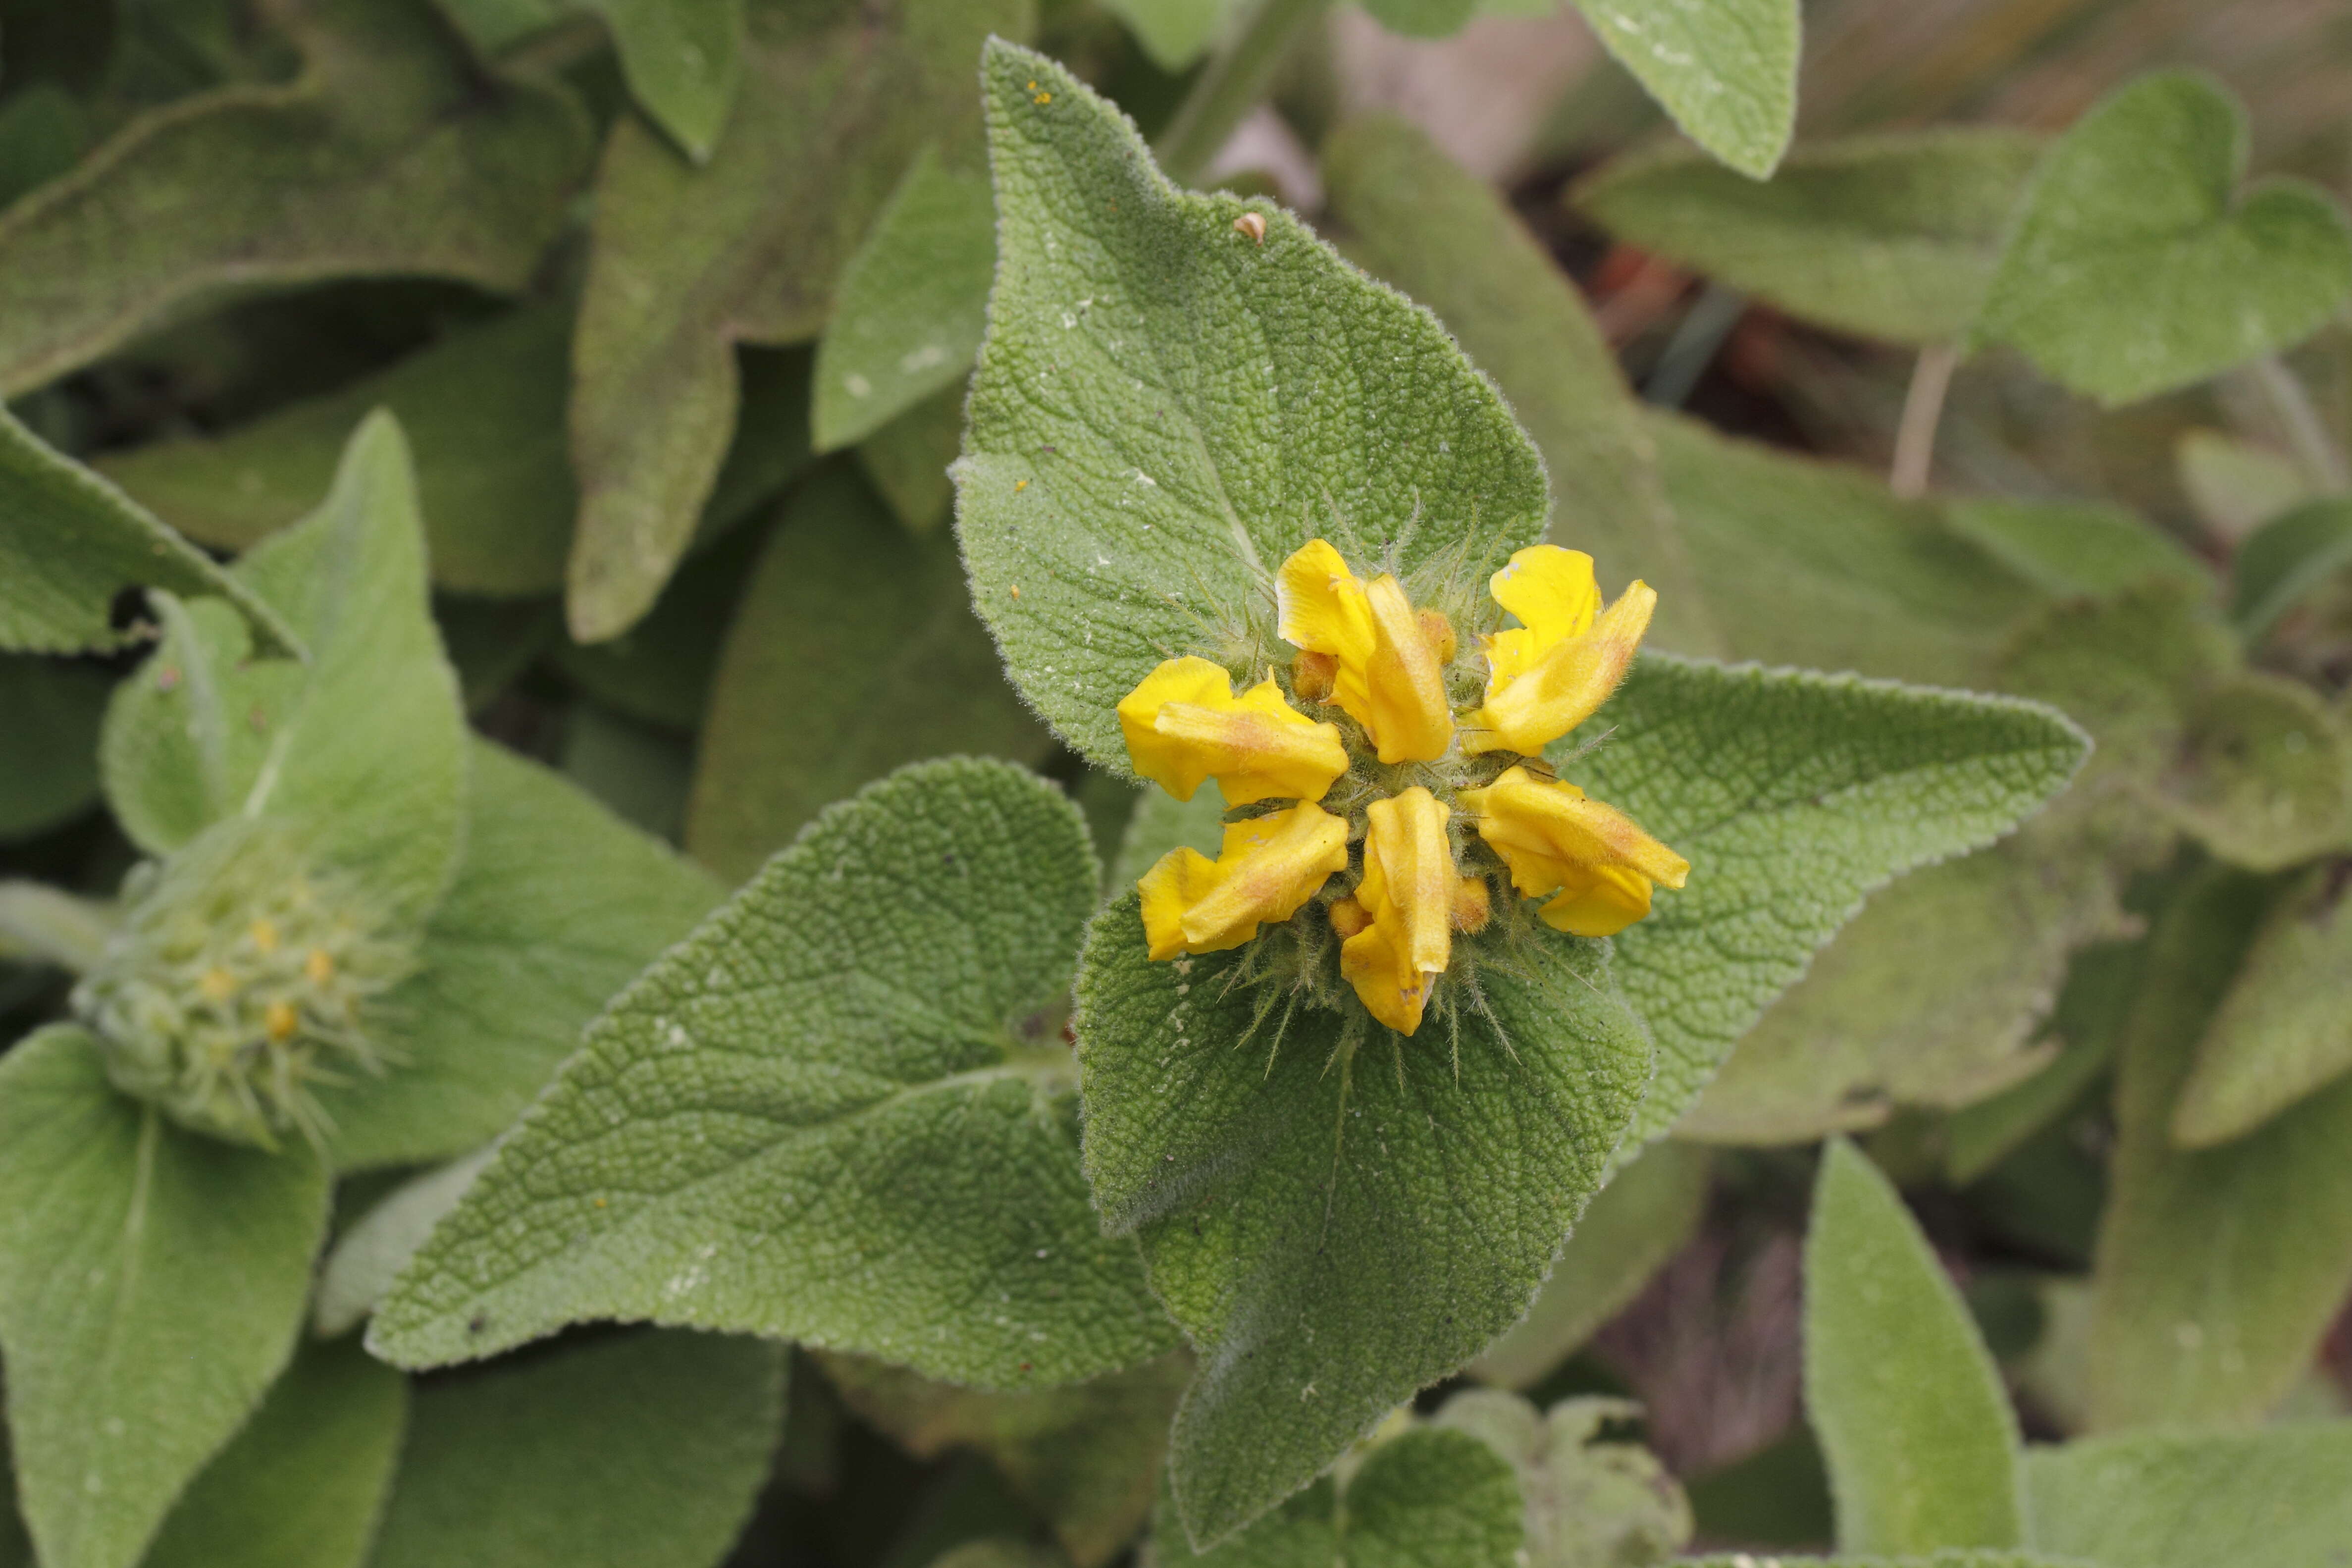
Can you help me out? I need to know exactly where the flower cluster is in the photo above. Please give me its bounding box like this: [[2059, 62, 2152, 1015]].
[[1119, 539, 1688, 1036]]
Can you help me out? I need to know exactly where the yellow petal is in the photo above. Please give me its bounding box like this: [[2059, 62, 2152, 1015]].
[[1537, 865, 1655, 938], [1276, 540, 1377, 674], [1486, 546, 1599, 679], [1361, 575, 1454, 763], [1140, 802, 1350, 959], [1118, 658, 1349, 805], [1459, 765, 1686, 933], [1464, 579, 1656, 757], [1341, 787, 1458, 1034], [1140, 847, 1224, 961]]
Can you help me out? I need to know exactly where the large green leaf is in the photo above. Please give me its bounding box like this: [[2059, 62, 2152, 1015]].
[[2154, 671, 2349, 872], [1646, 413, 2044, 686], [812, 148, 995, 451], [0, 1026, 329, 1568], [564, 0, 1027, 641], [1939, 498, 2207, 601], [143, 1339, 406, 1568], [1678, 838, 2114, 1145], [368, 1330, 783, 1568], [2230, 498, 2352, 638], [0, 405, 298, 658], [1075, 896, 1652, 1545], [100, 412, 467, 929], [317, 1149, 495, 1334], [2086, 867, 2352, 1430], [957, 45, 1548, 772], [0, 656, 107, 840], [1945, 939, 2139, 1185], [1565, 0, 1798, 180], [1148, 1426, 1523, 1568], [1319, 113, 1718, 656], [1579, 655, 2090, 1145], [1974, 71, 2352, 406], [435, 0, 742, 162], [1467, 1142, 1711, 1389], [97, 304, 576, 597], [0, 0, 590, 398], [323, 738, 723, 1170], [1431, 1390, 1692, 1568], [820, 1351, 1189, 1568], [1806, 1140, 2022, 1555], [2023, 1422, 2352, 1568], [2172, 863, 2352, 1145], [682, 465, 1052, 885], [1575, 131, 2042, 345], [369, 760, 1177, 1386]]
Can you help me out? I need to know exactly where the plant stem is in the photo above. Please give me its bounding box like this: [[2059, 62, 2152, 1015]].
[[2251, 353, 2350, 494], [1641, 284, 1746, 410], [1890, 341, 1960, 500], [1153, 0, 1331, 189]]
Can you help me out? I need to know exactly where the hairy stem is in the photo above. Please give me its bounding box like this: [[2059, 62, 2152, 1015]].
[[1153, 0, 1331, 189], [1890, 341, 1960, 500]]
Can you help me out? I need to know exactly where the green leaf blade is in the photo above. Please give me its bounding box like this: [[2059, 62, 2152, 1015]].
[[958, 43, 1549, 773], [0, 1027, 329, 1568], [1567, 0, 1799, 180], [1805, 1140, 2022, 1556], [2023, 1422, 2352, 1568], [1074, 898, 1652, 1546], [369, 759, 1176, 1387]]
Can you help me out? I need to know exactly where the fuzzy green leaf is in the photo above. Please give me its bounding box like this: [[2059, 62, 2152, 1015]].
[[0, 0, 590, 398], [97, 305, 577, 597], [101, 412, 467, 929], [858, 384, 968, 533], [0, 1026, 329, 1568], [1945, 939, 2138, 1186], [814, 149, 995, 451], [1075, 898, 1651, 1545], [821, 1351, 1189, 1568], [0, 883, 116, 976], [317, 1149, 495, 1335], [1432, 1390, 1692, 1568], [1149, 1426, 1524, 1567], [1940, 498, 2207, 601], [369, 759, 1178, 1385], [369, 1330, 784, 1568], [1319, 114, 1719, 656], [564, 0, 1026, 641], [958, 45, 1549, 773], [1645, 414, 2043, 686], [1575, 130, 2042, 345], [1580, 655, 2090, 1145], [2023, 1422, 2352, 1568], [2230, 497, 2352, 639], [1566, 0, 1798, 180], [1679, 840, 2113, 1145], [323, 738, 723, 1169], [2173, 864, 2352, 1145], [0, 656, 107, 840], [2156, 671, 2350, 871], [143, 1340, 406, 1568], [683, 466, 1051, 885], [1974, 71, 2352, 405], [1468, 1142, 1711, 1389], [2087, 867, 2352, 1430], [437, 0, 742, 162], [2175, 428, 2314, 542], [0, 406, 299, 658], [1806, 1140, 2022, 1555], [549, 509, 775, 732]]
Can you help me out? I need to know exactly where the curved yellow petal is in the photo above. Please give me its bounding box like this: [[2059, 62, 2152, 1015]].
[[1486, 545, 1599, 687], [1276, 540, 1454, 764], [1340, 787, 1458, 1034], [1139, 802, 1350, 959], [1118, 658, 1349, 805], [1360, 575, 1454, 763], [1463, 579, 1656, 757], [1458, 765, 1686, 935]]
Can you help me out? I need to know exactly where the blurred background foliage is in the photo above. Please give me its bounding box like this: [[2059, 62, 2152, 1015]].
[[3, 0, 2351, 1565]]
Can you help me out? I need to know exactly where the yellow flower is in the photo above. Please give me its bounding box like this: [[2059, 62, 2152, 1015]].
[[1139, 802, 1351, 960], [1457, 765, 1690, 938], [1118, 655, 1349, 806], [1337, 787, 1471, 1034], [1463, 545, 1656, 757], [1275, 539, 1453, 764]]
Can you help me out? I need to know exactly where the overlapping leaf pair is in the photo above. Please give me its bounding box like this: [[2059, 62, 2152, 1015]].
[[1117, 538, 1687, 1034]]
